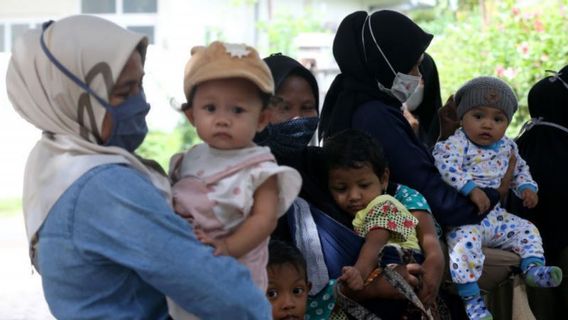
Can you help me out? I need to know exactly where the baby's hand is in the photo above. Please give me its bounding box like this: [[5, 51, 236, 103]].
[[194, 227, 229, 256], [402, 106, 420, 135], [339, 266, 364, 291], [469, 188, 490, 214], [522, 189, 539, 209]]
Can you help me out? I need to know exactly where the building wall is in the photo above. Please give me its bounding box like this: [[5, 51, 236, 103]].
[[0, 0, 419, 199], [0, 0, 77, 19]]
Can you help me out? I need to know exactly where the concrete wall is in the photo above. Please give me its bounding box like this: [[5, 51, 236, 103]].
[[0, 0, 77, 19], [0, 53, 40, 198], [0, 0, 422, 199]]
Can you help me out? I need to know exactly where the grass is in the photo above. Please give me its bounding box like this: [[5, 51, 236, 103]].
[[0, 197, 22, 217]]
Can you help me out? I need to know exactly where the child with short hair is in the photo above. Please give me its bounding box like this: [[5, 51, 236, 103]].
[[323, 129, 443, 310], [267, 240, 311, 320], [168, 41, 302, 318], [432, 76, 563, 320]]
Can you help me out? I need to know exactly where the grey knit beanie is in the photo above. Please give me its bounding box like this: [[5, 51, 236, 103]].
[[455, 76, 518, 122]]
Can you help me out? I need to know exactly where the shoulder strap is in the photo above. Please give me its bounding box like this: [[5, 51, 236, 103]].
[[203, 152, 275, 185], [516, 117, 568, 140]]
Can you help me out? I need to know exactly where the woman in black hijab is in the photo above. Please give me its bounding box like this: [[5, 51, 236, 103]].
[[318, 10, 527, 317], [256, 54, 353, 239], [259, 53, 432, 318], [319, 10, 502, 228], [406, 52, 444, 149], [509, 65, 568, 319], [263, 53, 319, 123]]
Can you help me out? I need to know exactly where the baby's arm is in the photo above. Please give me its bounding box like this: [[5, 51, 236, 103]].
[[509, 142, 539, 208], [339, 228, 390, 291], [413, 210, 444, 308], [433, 133, 494, 214], [432, 132, 474, 193], [211, 176, 279, 258]]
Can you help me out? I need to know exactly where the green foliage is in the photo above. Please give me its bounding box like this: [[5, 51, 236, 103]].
[[229, 0, 257, 5], [0, 197, 21, 216], [177, 118, 201, 151], [136, 123, 200, 172], [425, 0, 568, 136], [257, 9, 326, 55]]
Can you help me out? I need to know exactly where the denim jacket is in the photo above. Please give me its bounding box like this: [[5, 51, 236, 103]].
[[37, 164, 270, 319]]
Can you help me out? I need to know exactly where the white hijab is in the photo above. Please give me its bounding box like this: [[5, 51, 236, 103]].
[[6, 15, 171, 245]]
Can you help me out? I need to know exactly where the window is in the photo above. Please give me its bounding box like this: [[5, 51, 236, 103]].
[[123, 0, 157, 13], [11, 24, 32, 50], [127, 26, 154, 44], [78, 0, 158, 46], [0, 25, 4, 52], [82, 0, 116, 14]]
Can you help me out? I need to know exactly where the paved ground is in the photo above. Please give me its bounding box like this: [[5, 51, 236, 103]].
[[0, 214, 54, 320]]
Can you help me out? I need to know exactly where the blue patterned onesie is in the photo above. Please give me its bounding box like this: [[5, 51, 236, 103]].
[[433, 129, 543, 284]]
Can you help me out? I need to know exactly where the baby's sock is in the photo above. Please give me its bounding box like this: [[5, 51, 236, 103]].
[[462, 294, 493, 320], [523, 265, 563, 288]]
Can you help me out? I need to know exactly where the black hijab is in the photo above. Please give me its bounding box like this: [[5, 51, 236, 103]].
[[526, 66, 568, 127], [259, 54, 353, 238], [319, 10, 433, 140], [510, 65, 568, 260], [263, 53, 320, 109], [413, 52, 443, 148]]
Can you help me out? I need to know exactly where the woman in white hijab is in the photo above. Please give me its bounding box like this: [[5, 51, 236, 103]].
[[7, 15, 270, 319]]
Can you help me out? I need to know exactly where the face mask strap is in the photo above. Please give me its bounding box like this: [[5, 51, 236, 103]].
[[361, 15, 370, 63], [40, 21, 110, 109], [367, 14, 397, 76], [361, 13, 394, 95], [546, 69, 568, 91]]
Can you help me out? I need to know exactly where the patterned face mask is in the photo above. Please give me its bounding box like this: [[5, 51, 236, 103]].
[[254, 116, 319, 155]]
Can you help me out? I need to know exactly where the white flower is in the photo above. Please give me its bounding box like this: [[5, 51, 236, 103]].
[[222, 43, 250, 58]]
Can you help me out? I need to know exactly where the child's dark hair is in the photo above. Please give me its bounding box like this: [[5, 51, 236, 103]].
[[268, 240, 308, 281], [181, 85, 271, 111], [322, 129, 388, 180]]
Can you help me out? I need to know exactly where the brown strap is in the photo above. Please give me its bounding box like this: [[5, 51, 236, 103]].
[[333, 282, 382, 320], [378, 247, 433, 320]]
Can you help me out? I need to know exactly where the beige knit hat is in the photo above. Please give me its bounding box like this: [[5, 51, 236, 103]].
[[183, 41, 274, 101]]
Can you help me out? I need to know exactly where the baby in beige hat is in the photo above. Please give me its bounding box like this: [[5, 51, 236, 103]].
[[167, 41, 302, 319]]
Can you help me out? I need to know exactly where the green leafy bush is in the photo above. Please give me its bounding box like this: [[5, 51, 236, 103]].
[[136, 123, 199, 173], [423, 0, 568, 135], [257, 9, 326, 55], [0, 197, 22, 216]]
